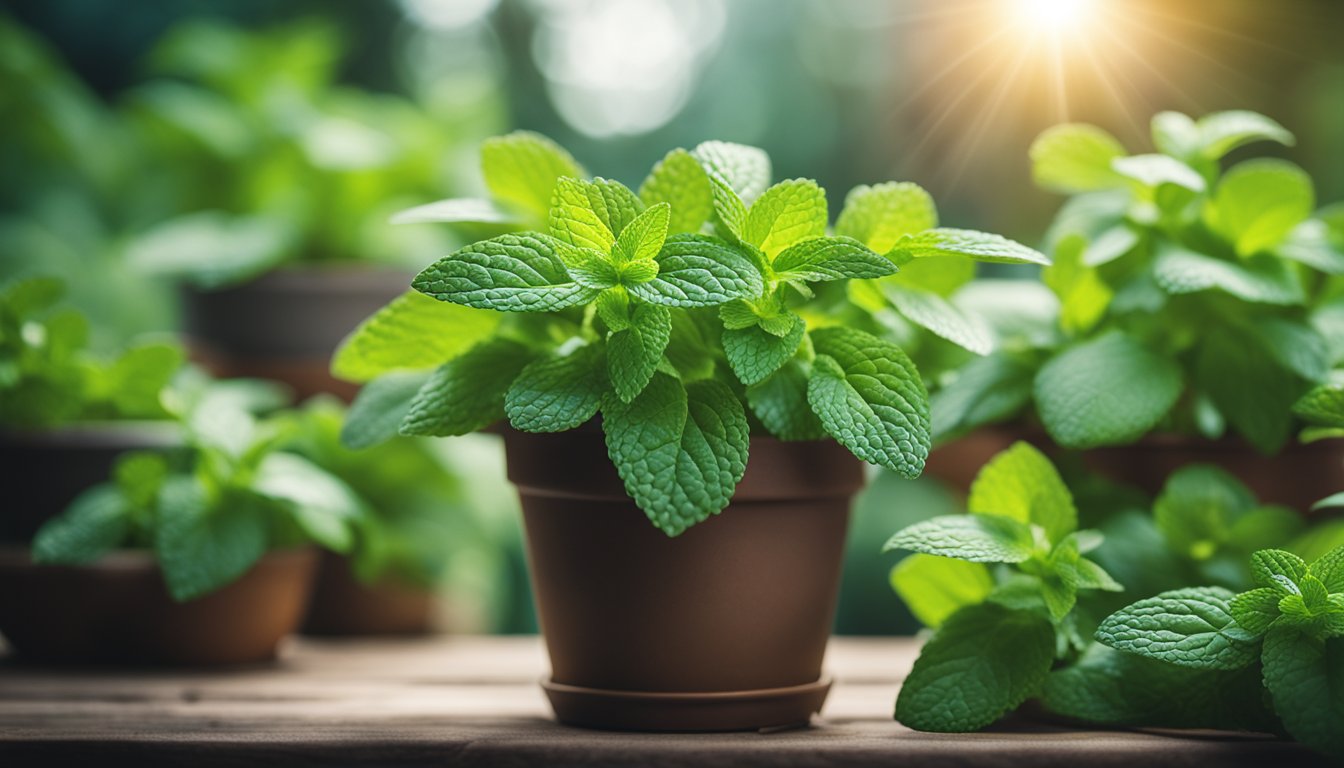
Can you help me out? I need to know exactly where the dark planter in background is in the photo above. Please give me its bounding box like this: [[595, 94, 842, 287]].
[[502, 426, 864, 732], [301, 550, 435, 636]]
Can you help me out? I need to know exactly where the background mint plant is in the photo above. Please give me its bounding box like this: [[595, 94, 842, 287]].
[[932, 110, 1344, 454], [337, 132, 1047, 536]]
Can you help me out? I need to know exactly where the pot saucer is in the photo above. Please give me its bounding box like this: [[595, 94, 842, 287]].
[[540, 676, 832, 732]]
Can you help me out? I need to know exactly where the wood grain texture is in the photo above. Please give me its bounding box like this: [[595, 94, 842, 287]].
[[0, 637, 1326, 767]]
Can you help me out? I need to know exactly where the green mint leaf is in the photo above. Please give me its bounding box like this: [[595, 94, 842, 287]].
[[888, 228, 1050, 266], [638, 148, 713, 235], [252, 452, 364, 553], [413, 232, 601, 312], [1208, 159, 1314, 257], [1095, 587, 1259, 670], [1038, 568, 1078, 622], [967, 441, 1077, 543], [1110, 154, 1206, 192], [155, 478, 268, 602], [745, 358, 826, 441], [1074, 557, 1124, 592], [1251, 550, 1310, 593], [341, 371, 430, 450], [742, 179, 828, 258], [1294, 383, 1344, 428], [896, 602, 1055, 732], [771, 236, 896, 281], [400, 339, 536, 437], [929, 352, 1035, 442], [332, 290, 501, 383], [1229, 588, 1282, 636], [614, 202, 670, 264], [1030, 123, 1127, 193], [625, 234, 765, 307], [883, 514, 1037, 563], [1153, 243, 1306, 305], [1196, 330, 1300, 453], [481, 131, 585, 220], [1249, 317, 1330, 383], [566, 248, 621, 290], [505, 344, 606, 433], [32, 485, 130, 565], [607, 302, 673, 402], [807, 327, 930, 478], [126, 211, 294, 290], [113, 452, 169, 509], [882, 283, 994, 355], [1277, 219, 1344, 275], [1153, 464, 1255, 561], [1044, 235, 1112, 335], [691, 140, 771, 206], [1196, 110, 1295, 160], [723, 313, 805, 386], [602, 375, 749, 536], [389, 197, 521, 226], [1310, 546, 1344, 593], [1034, 331, 1183, 449], [548, 176, 644, 252], [1151, 110, 1201, 159], [1260, 628, 1344, 757], [102, 342, 182, 418], [889, 554, 994, 629], [834, 181, 938, 253]]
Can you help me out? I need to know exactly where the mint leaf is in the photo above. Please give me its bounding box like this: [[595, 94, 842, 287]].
[[1311, 546, 1344, 593], [1074, 557, 1124, 592], [723, 313, 804, 386], [341, 371, 430, 449], [506, 344, 605, 432], [692, 140, 771, 206], [743, 179, 827, 258], [549, 176, 618, 251], [896, 602, 1055, 732], [481, 131, 585, 220], [1294, 383, 1344, 427], [332, 290, 500, 382], [389, 197, 520, 226], [613, 202, 670, 264], [888, 228, 1049, 266], [1277, 219, 1344, 275], [607, 302, 672, 402], [745, 358, 826, 441], [602, 375, 749, 536], [1208, 159, 1314, 257], [967, 441, 1077, 543], [1153, 464, 1255, 561], [155, 478, 269, 602], [1030, 123, 1127, 193], [639, 148, 712, 235], [1261, 628, 1344, 757], [883, 283, 994, 355], [1111, 154, 1206, 192], [1095, 587, 1259, 670], [1196, 330, 1300, 454], [1044, 235, 1112, 334], [32, 485, 129, 565], [126, 211, 294, 289], [834, 181, 937, 253], [401, 339, 535, 437], [884, 514, 1037, 563], [1034, 331, 1183, 449], [890, 554, 994, 628], [807, 327, 930, 477], [253, 452, 364, 553], [1153, 244, 1305, 305], [1251, 549, 1310, 593], [771, 237, 895, 282], [413, 233, 601, 312], [1196, 110, 1295, 160], [1229, 588, 1281, 635], [1151, 111, 1201, 159], [929, 352, 1035, 442], [566, 249, 620, 290], [1249, 317, 1329, 382], [626, 234, 764, 307]]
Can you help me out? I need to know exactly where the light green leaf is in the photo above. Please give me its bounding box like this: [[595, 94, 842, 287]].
[[400, 339, 536, 437], [1208, 159, 1314, 257], [505, 344, 606, 433], [565, 248, 620, 290], [607, 302, 673, 402], [835, 181, 938, 253], [691, 140, 771, 206], [481, 131, 585, 220], [1196, 330, 1299, 454], [772, 236, 896, 282], [32, 485, 129, 565], [1310, 546, 1344, 592], [340, 372, 429, 450], [1030, 123, 1128, 193], [745, 358, 826, 441], [1153, 243, 1305, 305], [1151, 111, 1201, 159], [968, 441, 1077, 543], [1082, 225, 1140, 267], [1095, 587, 1259, 670], [1074, 557, 1124, 592], [103, 342, 183, 417], [1261, 628, 1344, 757], [890, 554, 994, 629], [332, 290, 500, 383], [126, 211, 294, 290], [1044, 235, 1112, 335], [883, 283, 993, 355], [929, 352, 1035, 442], [883, 514, 1037, 563], [389, 197, 520, 226], [888, 228, 1050, 266], [723, 314, 805, 386], [155, 478, 268, 602], [626, 234, 764, 308], [412, 232, 601, 312], [253, 452, 365, 553], [638, 148, 713, 235], [1111, 154, 1206, 192], [614, 202, 670, 264], [1276, 220, 1344, 275], [1153, 464, 1255, 561], [743, 179, 828, 258], [1196, 110, 1295, 160], [548, 176, 644, 252], [1249, 318, 1329, 382]]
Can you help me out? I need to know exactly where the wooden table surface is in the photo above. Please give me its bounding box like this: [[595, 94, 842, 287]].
[[0, 636, 1327, 767]]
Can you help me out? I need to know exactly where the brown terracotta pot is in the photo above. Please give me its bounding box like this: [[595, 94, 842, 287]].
[[180, 266, 413, 402], [301, 550, 435, 636], [0, 548, 317, 665], [0, 423, 182, 545], [501, 426, 865, 732]]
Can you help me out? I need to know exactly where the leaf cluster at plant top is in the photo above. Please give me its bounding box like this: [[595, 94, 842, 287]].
[[336, 132, 1049, 536], [0, 277, 183, 429], [933, 110, 1344, 454]]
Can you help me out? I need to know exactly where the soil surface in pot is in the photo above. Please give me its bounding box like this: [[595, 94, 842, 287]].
[[301, 550, 436, 636], [0, 548, 316, 666]]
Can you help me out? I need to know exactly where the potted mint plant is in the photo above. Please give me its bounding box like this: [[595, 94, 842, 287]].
[[933, 110, 1344, 510], [338, 132, 1047, 730]]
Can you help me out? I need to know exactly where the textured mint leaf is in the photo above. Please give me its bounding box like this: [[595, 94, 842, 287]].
[[1153, 464, 1255, 561], [32, 485, 130, 565], [602, 375, 749, 536], [742, 179, 827, 258], [626, 234, 764, 307], [1044, 235, 1112, 335], [390, 197, 521, 226], [253, 453, 364, 553], [691, 141, 771, 206], [1293, 383, 1344, 427], [883, 514, 1037, 563], [1111, 154, 1206, 192], [723, 313, 805, 386], [1311, 547, 1344, 593], [401, 340, 535, 437], [1229, 588, 1282, 635], [1095, 587, 1259, 670], [771, 236, 896, 282], [1261, 628, 1344, 757], [1030, 123, 1127, 193], [481, 131, 585, 220], [1196, 110, 1295, 160], [883, 283, 994, 355], [1034, 331, 1183, 449], [566, 248, 621, 290], [548, 176, 644, 252], [835, 181, 938, 253], [1082, 224, 1140, 267], [890, 554, 994, 629], [806, 326, 930, 478], [505, 345, 605, 432], [1074, 557, 1124, 592], [1250, 317, 1330, 382], [745, 358, 826, 441], [1038, 568, 1079, 623], [332, 290, 500, 383], [638, 148, 712, 234], [896, 602, 1055, 732], [155, 478, 269, 602], [1153, 244, 1305, 305], [413, 232, 600, 312], [1251, 550, 1310, 593], [929, 352, 1035, 442], [341, 372, 430, 450], [967, 441, 1077, 543], [614, 202, 670, 264], [1208, 159, 1314, 257], [607, 303, 673, 402], [888, 228, 1049, 266], [1196, 330, 1299, 454], [1276, 220, 1344, 275]]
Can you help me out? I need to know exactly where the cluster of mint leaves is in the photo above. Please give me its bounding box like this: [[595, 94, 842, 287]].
[[932, 110, 1344, 453], [0, 277, 183, 429], [336, 131, 1048, 536], [33, 385, 368, 601]]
